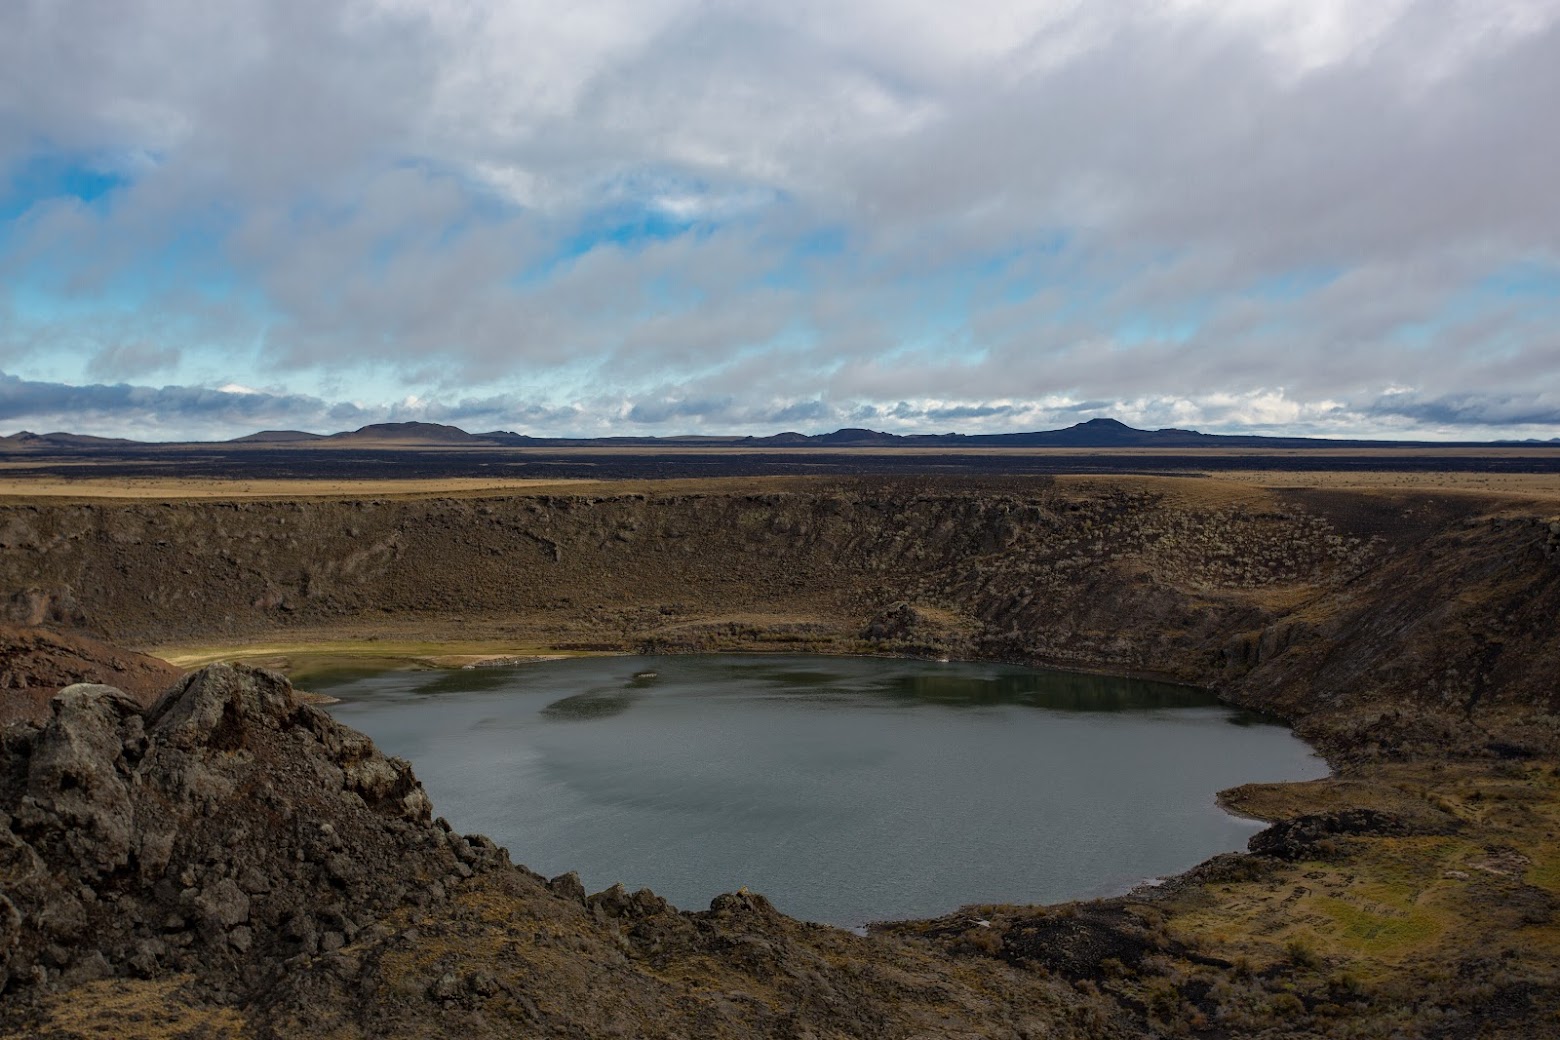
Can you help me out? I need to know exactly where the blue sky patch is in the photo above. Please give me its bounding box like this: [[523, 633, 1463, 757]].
[[1, 152, 132, 221]]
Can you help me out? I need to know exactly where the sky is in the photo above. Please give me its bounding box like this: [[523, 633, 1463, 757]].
[[2, 0, 1559, 442]]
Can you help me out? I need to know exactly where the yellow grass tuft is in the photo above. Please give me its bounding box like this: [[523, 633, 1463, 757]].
[[1, 977, 248, 1040]]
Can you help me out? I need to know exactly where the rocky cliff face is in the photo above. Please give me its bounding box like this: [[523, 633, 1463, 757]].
[[4, 477, 1558, 758]]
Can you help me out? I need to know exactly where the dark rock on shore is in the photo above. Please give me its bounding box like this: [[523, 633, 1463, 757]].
[[1248, 807, 1458, 861], [862, 601, 970, 658]]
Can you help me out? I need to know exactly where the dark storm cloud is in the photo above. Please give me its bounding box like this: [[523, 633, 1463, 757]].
[[0, 371, 595, 439], [625, 397, 737, 425], [1366, 391, 1560, 428], [0, 372, 358, 430]]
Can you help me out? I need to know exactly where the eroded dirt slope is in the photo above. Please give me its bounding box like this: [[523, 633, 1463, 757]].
[[0, 624, 184, 728]]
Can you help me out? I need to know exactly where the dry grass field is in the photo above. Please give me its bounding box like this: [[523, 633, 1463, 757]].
[[0, 474, 597, 501], [1211, 468, 1560, 501], [6, 465, 1560, 504]]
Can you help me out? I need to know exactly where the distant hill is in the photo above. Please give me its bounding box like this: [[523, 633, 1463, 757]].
[[483, 418, 1445, 450], [0, 431, 138, 450], [808, 427, 908, 447], [323, 422, 503, 446], [229, 430, 325, 443]]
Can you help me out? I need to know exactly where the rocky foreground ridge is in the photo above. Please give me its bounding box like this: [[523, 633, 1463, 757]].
[[1, 666, 449, 996], [4, 657, 1558, 1037]]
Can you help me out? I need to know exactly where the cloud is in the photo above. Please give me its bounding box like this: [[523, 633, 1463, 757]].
[[0, 371, 353, 430], [6, 368, 1560, 443], [0, 371, 605, 440], [1365, 389, 1560, 428], [86, 342, 181, 380], [1, 2, 1558, 438]]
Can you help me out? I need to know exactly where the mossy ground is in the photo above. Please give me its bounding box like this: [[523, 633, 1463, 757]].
[[884, 759, 1560, 1036]]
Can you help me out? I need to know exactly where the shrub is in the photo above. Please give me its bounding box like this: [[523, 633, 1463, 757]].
[[1268, 992, 1306, 1019], [1285, 936, 1321, 969]]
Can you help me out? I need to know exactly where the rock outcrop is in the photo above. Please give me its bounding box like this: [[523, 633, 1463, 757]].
[[861, 601, 970, 657], [1247, 808, 1458, 861], [0, 665, 501, 1000]]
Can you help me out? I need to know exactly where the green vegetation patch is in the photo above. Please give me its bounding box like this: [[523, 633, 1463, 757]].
[[1312, 895, 1441, 957]]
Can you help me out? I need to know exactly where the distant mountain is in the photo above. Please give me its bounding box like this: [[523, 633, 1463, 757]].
[[324, 422, 502, 445], [429, 418, 1390, 450], [191, 418, 1418, 450], [947, 417, 1271, 448], [999, 417, 1206, 447], [733, 417, 1365, 450], [229, 430, 325, 443], [728, 417, 1429, 450], [0, 430, 138, 450], [808, 427, 908, 447]]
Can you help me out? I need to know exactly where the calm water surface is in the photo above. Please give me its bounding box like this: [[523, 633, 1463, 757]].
[[316, 654, 1326, 926]]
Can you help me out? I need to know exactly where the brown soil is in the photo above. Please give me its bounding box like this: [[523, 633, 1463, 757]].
[[0, 476, 596, 500], [0, 623, 185, 727]]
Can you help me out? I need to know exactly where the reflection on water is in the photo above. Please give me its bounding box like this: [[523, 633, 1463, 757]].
[[882, 669, 1223, 712], [316, 654, 1326, 926], [542, 686, 643, 720], [541, 670, 663, 720]]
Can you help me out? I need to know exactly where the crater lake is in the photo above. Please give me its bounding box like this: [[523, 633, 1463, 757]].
[[314, 654, 1327, 926]]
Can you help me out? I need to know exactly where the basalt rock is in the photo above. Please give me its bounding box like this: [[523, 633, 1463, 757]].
[[0, 664, 488, 997], [1247, 808, 1455, 861]]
